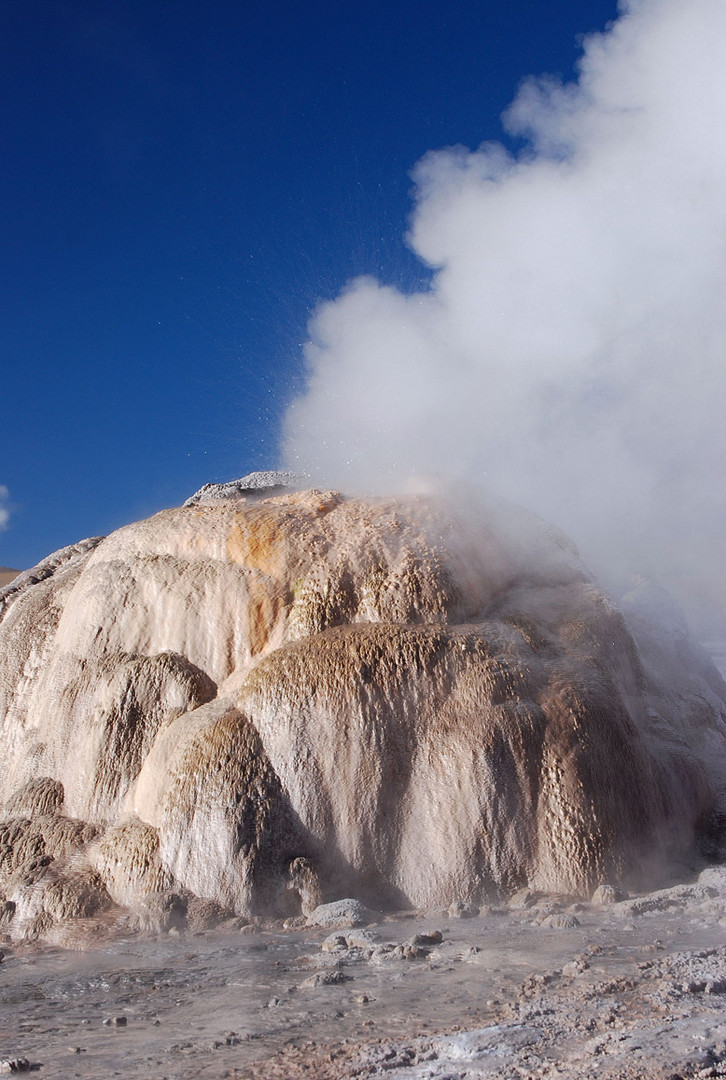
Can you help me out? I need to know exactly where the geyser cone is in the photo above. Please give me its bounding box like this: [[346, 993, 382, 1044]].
[[0, 486, 724, 942]]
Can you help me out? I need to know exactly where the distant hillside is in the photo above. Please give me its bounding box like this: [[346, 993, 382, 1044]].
[[0, 567, 19, 587]]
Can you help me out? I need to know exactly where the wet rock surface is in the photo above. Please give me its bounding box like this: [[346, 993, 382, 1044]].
[[2, 874, 726, 1078]]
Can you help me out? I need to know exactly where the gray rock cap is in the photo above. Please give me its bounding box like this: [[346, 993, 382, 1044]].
[[183, 471, 304, 507]]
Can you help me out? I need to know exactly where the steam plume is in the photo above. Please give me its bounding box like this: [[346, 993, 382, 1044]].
[[282, 0, 726, 629]]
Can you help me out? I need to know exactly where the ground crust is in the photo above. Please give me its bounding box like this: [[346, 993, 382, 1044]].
[[4, 869, 726, 1079]]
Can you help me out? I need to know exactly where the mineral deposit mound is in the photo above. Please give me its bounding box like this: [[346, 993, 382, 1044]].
[[1, 481, 726, 944]]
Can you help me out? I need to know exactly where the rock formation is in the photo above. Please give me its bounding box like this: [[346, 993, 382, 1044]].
[[0, 485, 725, 943], [183, 469, 302, 506]]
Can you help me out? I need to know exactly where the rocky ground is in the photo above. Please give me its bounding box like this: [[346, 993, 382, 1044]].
[[3, 870, 726, 1079]]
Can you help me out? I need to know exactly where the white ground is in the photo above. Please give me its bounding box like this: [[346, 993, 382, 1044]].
[[3, 870, 726, 1079]]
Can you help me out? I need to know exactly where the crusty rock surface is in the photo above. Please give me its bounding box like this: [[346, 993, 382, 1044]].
[[5, 875, 726, 1079], [307, 899, 374, 928], [182, 470, 302, 506], [0, 487, 725, 942]]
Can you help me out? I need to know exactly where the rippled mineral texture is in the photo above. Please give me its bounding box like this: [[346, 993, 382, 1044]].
[[1, 483, 725, 943]]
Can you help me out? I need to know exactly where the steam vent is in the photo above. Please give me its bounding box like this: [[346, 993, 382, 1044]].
[[1, 476, 726, 944]]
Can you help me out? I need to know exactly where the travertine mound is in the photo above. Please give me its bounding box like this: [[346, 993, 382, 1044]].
[[0, 488, 725, 942]]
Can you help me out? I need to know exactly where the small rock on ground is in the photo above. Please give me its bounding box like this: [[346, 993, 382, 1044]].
[[307, 899, 375, 928]]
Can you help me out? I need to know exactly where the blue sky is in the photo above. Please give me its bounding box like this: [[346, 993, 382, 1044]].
[[1, 0, 618, 569]]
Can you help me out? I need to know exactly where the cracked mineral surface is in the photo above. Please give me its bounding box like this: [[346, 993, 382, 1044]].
[[2, 872, 726, 1078]]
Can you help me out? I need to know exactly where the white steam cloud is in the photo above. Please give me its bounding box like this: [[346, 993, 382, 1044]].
[[283, 0, 726, 630], [0, 486, 9, 532]]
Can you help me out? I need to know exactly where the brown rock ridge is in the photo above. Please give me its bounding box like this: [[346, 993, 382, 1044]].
[[0, 488, 725, 943]]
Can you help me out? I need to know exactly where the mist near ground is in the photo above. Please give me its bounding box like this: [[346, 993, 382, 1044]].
[[282, 0, 726, 634]]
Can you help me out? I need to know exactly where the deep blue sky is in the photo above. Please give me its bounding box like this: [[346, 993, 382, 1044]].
[[1, 0, 618, 569]]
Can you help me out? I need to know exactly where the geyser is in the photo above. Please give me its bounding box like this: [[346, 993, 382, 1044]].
[[281, 0, 726, 633], [1, 482, 725, 944]]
